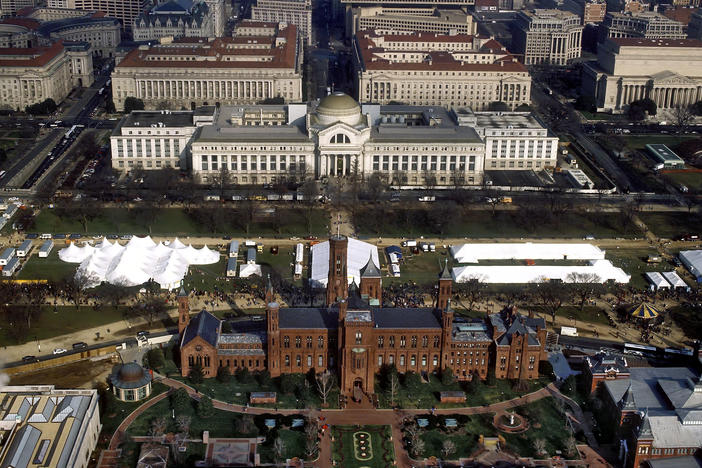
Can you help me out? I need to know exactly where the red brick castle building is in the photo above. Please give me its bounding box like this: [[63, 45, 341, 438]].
[[179, 235, 548, 399]]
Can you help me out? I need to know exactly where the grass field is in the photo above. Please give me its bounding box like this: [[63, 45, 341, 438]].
[[418, 413, 494, 458], [639, 212, 702, 239], [353, 209, 641, 239], [663, 171, 702, 192], [0, 305, 130, 347], [669, 304, 702, 341], [606, 247, 678, 290], [332, 426, 394, 468], [622, 135, 699, 150], [17, 250, 77, 282], [32, 207, 329, 237], [502, 397, 576, 458]]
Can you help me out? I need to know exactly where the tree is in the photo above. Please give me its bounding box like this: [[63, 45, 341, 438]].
[[565, 435, 577, 458], [628, 98, 656, 121], [197, 395, 215, 419], [488, 101, 509, 111], [130, 297, 167, 326], [217, 365, 231, 383], [692, 100, 702, 116], [565, 272, 603, 312], [235, 415, 256, 435], [315, 370, 335, 406], [533, 280, 569, 325], [188, 362, 204, 384], [25, 98, 57, 115], [170, 387, 190, 414], [134, 202, 160, 234], [533, 438, 547, 456], [456, 278, 486, 312], [411, 436, 425, 458], [273, 436, 286, 463], [574, 95, 596, 113], [364, 171, 385, 203], [441, 439, 456, 459], [123, 97, 145, 113], [423, 170, 437, 191], [235, 367, 254, 385], [387, 367, 400, 406], [280, 373, 297, 394], [305, 420, 319, 458], [441, 367, 455, 386], [672, 105, 695, 133], [149, 416, 168, 437], [176, 415, 191, 435], [145, 348, 165, 369]]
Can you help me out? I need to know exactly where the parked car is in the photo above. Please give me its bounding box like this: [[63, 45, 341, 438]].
[[72, 342, 88, 350], [22, 355, 38, 362], [52, 348, 67, 355], [107, 234, 119, 239], [69, 233, 82, 239], [25, 233, 39, 239]]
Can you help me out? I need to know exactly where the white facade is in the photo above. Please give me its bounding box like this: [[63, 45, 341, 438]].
[[348, 6, 476, 37], [251, 0, 312, 45], [110, 110, 200, 170], [112, 22, 302, 111], [354, 30, 531, 110], [513, 9, 583, 66]]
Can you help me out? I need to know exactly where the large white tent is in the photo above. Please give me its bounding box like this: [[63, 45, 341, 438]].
[[59, 236, 220, 289], [644, 271, 671, 290], [450, 243, 606, 264], [310, 238, 380, 287], [680, 250, 702, 281], [452, 260, 630, 284], [661, 271, 687, 289]]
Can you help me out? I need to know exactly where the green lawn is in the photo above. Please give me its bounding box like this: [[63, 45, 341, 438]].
[[502, 397, 576, 458], [353, 208, 641, 239], [663, 171, 702, 192], [32, 207, 329, 237], [383, 250, 450, 286], [605, 247, 678, 290], [418, 413, 495, 459], [17, 250, 78, 282], [332, 426, 394, 468], [0, 305, 130, 347], [669, 304, 702, 341], [622, 135, 699, 150], [531, 305, 610, 327], [100, 382, 170, 436], [578, 111, 616, 121], [639, 212, 702, 239]]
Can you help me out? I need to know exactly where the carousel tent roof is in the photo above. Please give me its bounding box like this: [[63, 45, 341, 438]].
[[629, 302, 661, 320]]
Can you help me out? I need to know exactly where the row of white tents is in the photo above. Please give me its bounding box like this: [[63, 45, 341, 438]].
[[644, 271, 688, 291], [59, 236, 220, 289]]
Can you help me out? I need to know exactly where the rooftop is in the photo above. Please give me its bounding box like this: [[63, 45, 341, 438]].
[[116, 110, 195, 132], [611, 38, 702, 48]]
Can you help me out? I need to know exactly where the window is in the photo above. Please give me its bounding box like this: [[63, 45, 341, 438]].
[[400, 336, 406, 348], [378, 355, 383, 366], [389, 336, 395, 348], [399, 355, 405, 366], [355, 332, 362, 344], [389, 355, 394, 365], [285, 355, 290, 366], [295, 336, 301, 348], [433, 336, 439, 347], [331, 133, 350, 144], [410, 355, 416, 366], [433, 355, 438, 366], [283, 336, 289, 348], [421, 355, 427, 366], [318, 336, 324, 348], [307, 355, 312, 367], [306, 336, 312, 348], [296, 355, 301, 366], [378, 336, 384, 348], [422, 336, 428, 347], [318, 355, 323, 367], [411, 336, 417, 348]]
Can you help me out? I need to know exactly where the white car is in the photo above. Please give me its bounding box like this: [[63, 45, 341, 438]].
[[52, 348, 67, 355]]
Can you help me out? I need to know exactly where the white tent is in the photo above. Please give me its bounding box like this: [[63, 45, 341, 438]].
[[450, 243, 606, 264], [680, 250, 702, 281], [310, 238, 380, 287], [64, 237, 220, 289], [661, 271, 687, 289], [239, 263, 262, 278], [295, 243, 304, 264], [645, 271, 671, 290], [453, 260, 630, 284], [58, 242, 96, 263], [168, 237, 187, 250]]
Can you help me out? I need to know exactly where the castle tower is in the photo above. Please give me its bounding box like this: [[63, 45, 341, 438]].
[[326, 235, 348, 306], [436, 258, 453, 310], [359, 254, 382, 306], [177, 286, 190, 335], [265, 274, 274, 304], [266, 301, 281, 377], [441, 299, 454, 370]]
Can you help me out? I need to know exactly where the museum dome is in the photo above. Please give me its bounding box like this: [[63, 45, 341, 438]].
[[316, 92, 362, 126], [119, 362, 147, 382]]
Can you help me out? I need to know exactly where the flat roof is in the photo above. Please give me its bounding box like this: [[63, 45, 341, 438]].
[[118, 110, 194, 130], [646, 144, 684, 163]]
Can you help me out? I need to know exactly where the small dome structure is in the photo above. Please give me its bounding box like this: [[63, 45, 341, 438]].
[[316, 92, 362, 126], [110, 362, 153, 402]]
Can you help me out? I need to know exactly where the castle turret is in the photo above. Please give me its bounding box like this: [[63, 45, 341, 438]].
[[437, 258, 453, 310], [326, 235, 348, 306], [177, 286, 190, 335], [359, 254, 382, 306], [267, 301, 280, 377]]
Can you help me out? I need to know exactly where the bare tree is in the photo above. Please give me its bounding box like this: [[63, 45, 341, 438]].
[[176, 415, 191, 434], [129, 297, 167, 326], [672, 105, 695, 133], [423, 170, 437, 192], [273, 436, 286, 463], [304, 419, 319, 458], [533, 438, 547, 456], [565, 272, 603, 312], [315, 370, 335, 406], [388, 371, 400, 407], [393, 170, 408, 186], [364, 171, 385, 203], [149, 417, 168, 437], [565, 435, 578, 458], [299, 178, 319, 235], [410, 434, 425, 458], [456, 277, 486, 312], [532, 280, 568, 325], [441, 439, 456, 459]]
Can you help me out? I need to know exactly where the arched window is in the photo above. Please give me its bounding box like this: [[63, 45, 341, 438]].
[[355, 332, 362, 344], [331, 133, 351, 144]]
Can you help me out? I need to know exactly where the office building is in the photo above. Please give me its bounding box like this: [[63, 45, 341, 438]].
[[600, 11, 686, 42], [49, 0, 149, 33], [582, 37, 702, 111], [111, 21, 303, 111], [133, 1, 214, 42], [0, 0, 34, 16], [688, 9, 702, 39], [0, 385, 101, 468], [347, 7, 476, 37], [251, 0, 313, 45], [354, 30, 531, 110], [512, 9, 583, 65]]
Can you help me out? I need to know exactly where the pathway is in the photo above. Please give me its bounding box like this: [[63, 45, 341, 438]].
[[546, 385, 599, 449]]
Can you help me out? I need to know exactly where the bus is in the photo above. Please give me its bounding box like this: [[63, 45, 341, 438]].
[[0, 171, 6, 179], [64, 124, 84, 140], [624, 343, 657, 356], [98, 87, 105, 95]]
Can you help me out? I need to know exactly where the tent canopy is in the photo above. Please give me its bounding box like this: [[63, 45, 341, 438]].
[[452, 260, 630, 284], [629, 303, 661, 320], [310, 238, 380, 287], [450, 243, 606, 264], [645, 272, 671, 290], [661, 271, 687, 289]]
